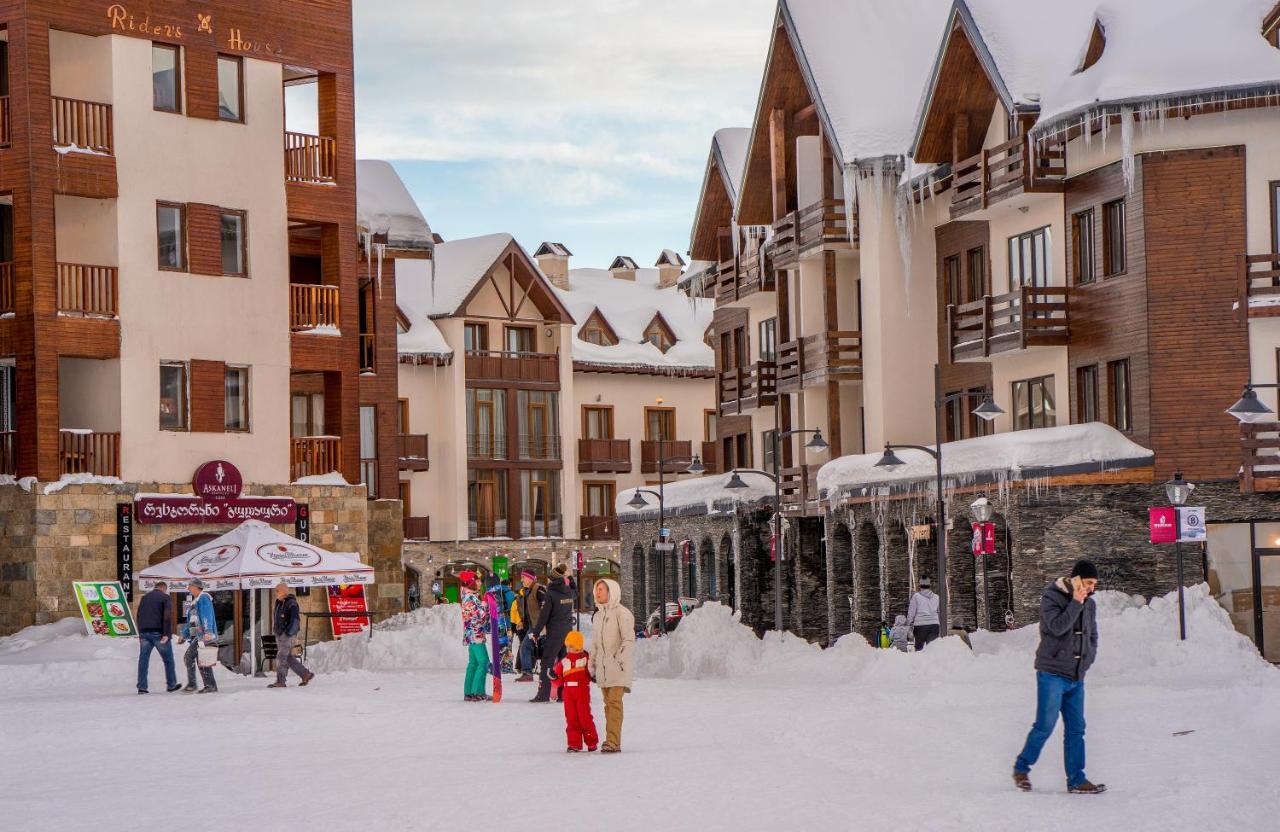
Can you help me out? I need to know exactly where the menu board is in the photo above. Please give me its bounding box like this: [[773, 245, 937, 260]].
[[72, 581, 139, 638]]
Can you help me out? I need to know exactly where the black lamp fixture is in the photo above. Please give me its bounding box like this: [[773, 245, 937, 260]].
[[626, 491, 649, 510], [873, 444, 908, 470], [804, 428, 829, 452], [1226, 387, 1273, 424], [724, 470, 749, 490], [972, 398, 1005, 423], [686, 455, 706, 475]]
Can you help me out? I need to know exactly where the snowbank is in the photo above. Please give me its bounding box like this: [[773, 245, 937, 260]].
[[306, 604, 467, 673]]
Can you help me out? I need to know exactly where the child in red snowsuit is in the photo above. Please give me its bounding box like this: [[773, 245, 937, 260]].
[[549, 630, 598, 752]]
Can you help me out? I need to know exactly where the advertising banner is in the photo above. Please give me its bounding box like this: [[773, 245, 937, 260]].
[[970, 523, 997, 556], [135, 496, 296, 525], [116, 503, 134, 601], [327, 584, 371, 637], [73, 581, 138, 637], [1178, 507, 1207, 543], [1149, 507, 1177, 544]]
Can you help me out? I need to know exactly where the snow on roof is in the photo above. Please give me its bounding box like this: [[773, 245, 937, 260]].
[[534, 241, 572, 258], [818, 423, 1154, 498], [394, 257, 454, 358], [355, 160, 434, 250], [782, 0, 953, 164], [609, 256, 639, 271], [553, 267, 714, 371], [713, 127, 750, 202], [408, 233, 514, 318], [617, 471, 775, 520], [656, 249, 687, 267], [678, 259, 715, 290]]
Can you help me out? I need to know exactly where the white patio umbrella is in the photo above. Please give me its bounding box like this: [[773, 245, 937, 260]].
[[137, 520, 375, 674]]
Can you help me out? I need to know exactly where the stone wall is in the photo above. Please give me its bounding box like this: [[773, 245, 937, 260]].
[[401, 538, 621, 600]]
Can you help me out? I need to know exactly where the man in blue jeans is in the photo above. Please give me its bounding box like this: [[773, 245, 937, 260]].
[[1013, 559, 1106, 794], [135, 581, 181, 694]]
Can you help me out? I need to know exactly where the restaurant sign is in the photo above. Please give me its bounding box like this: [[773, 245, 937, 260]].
[[135, 460, 296, 524]]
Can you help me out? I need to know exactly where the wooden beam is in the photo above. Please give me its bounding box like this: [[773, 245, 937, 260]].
[[952, 112, 969, 167], [769, 107, 789, 223]]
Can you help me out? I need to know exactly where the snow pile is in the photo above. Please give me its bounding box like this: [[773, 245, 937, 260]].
[[635, 603, 777, 679], [292, 471, 349, 486], [306, 604, 467, 673], [42, 473, 125, 494], [617, 470, 774, 518], [355, 159, 434, 250]]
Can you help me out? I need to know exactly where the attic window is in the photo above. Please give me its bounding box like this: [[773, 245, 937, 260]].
[[1266, 4, 1280, 48], [578, 309, 618, 347], [1075, 20, 1105, 73], [643, 314, 676, 353]]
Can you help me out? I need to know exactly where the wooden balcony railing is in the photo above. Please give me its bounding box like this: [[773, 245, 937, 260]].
[[290, 283, 340, 331], [397, 433, 429, 471], [518, 433, 562, 461], [0, 430, 15, 476], [359, 333, 376, 372], [1240, 422, 1280, 493], [771, 199, 854, 268], [578, 438, 631, 473], [640, 439, 693, 474], [0, 95, 10, 148], [290, 436, 341, 481], [947, 286, 1070, 362], [1237, 253, 1280, 320], [717, 360, 777, 415], [714, 229, 772, 303], [285, 131, 336, 184], [56, 263, 118, 318], [403, 516, 431, 540], [580, 515, 619, 541], [700, 440, 719, 475], [779, 464, 819, 514], [51, 96, 113, 154], [0, 262, 13, 315], [467, 433, 508, 460], [464, 350, 559, 385], [951, 134, 1066, 217], [777, 330, 862, 391], [59, 430, 120, 477]]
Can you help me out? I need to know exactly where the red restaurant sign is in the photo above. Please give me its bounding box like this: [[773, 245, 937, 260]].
[[135, 460, 296, 524], [327, 584, 371, 637], [1149, 507, 1177, 544], [971, 522, 997, 556], [193, 460, 243, 501]]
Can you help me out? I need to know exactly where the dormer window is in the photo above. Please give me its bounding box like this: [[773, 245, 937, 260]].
[[643, 314, 676, 353], [1075, 19, 1106, 73], [1266, 4, 1280, 48], [578, 309, 618, 347]]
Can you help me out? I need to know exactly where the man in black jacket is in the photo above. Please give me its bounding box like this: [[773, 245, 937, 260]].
[[136, 582, 181, 694], [527, 563, 576, 702], [268, 582, 314, 688], [1012, 560, 1106, 794]]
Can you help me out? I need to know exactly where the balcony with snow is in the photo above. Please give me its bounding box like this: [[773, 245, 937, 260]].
[[283, 68, 337, 186], [49, 30, 115, 158], [287, 221, 342, 337], [58, 356, 121, 479]]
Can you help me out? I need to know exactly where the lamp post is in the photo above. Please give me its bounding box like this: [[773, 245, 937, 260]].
[[876, 365, 1003, 634], [1164, 470, 1195, 641], [626, 438, 704, 636], [970, 496, 994, 630]]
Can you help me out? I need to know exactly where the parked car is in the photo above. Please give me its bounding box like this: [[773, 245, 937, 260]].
[[644, 597, 699, 637]]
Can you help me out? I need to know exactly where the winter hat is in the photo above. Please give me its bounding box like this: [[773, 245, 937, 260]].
[[458, 570, 477, 587], [565, 630, 585, 651], [1070, 559, 1099, 580], [520, 570, 536, 581], [187, 578, 205, 590], [553, 562, 569, 577], [919, 576, 931, 589]]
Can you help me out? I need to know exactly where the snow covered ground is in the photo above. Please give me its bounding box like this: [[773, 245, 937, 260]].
[[2, 586, 1278, 831]]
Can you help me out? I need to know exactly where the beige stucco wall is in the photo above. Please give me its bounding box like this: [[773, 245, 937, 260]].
[[988, 347, 1071, 434], [54, 196, 119, 267], [50, 29, 114, 102], [59, 358, 121, 433]]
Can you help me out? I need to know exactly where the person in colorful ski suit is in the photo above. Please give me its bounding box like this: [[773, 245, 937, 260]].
[[459, 571, 490, 701], [549, 630, 598, 752], [588, 578, 634, 753]]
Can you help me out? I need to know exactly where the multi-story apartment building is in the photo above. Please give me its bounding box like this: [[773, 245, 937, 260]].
[[0, 2, 404, 641], [622, 0, 1280, 658]]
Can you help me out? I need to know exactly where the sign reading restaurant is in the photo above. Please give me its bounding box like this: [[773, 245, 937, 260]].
[[135, 460, 296, 525]]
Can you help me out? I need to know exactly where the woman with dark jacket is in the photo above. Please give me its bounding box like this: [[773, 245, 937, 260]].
[[527, 562, 576, 703]]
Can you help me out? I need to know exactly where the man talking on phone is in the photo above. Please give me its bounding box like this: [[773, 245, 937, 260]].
[[1012, 559, 1106, 794]]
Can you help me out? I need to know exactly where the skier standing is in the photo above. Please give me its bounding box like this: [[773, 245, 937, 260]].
[[906, 576, 941, 651], [1011, 559, 1106, 794], [527, 562, 575, 703], [514, 571, 546, 683], [548, 630, 598, 752], [459, 571, 490, 701], [588, 578, 634, 753]]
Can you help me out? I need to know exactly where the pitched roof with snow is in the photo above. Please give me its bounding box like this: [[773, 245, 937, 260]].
[[394, 258, 454, 360], [656, 249, 687, 267], [356, 160, 434, 250], [713, 127, 750, 203], [534, 242, 572, 257], [416, 233, 514, 317]]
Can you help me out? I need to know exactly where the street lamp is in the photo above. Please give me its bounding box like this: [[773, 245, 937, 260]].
[[876, 365, 1005, 634], [625, 444, 703, 635], [970, 496, 994, 630], [1226, 386, 1275, 424], [1164, 470, 1195, 641]]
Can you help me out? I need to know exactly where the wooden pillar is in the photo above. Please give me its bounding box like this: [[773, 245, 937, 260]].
[[769, 108, 789, 224], [822, 251, 842, 459], [952, 113, 970, 166]]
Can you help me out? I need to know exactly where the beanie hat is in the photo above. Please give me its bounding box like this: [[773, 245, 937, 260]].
[[187, 578, 205, 590], [564, 630, 584, 651], [919, 576, 931, 589], [553, 562, 569, 577], [458, 570, 477, 587], [1070, 559, 1099, 580], [521, 570, 536, 581]]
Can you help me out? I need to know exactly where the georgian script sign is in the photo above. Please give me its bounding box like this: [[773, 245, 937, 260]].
[[136, 496, 296, 525]]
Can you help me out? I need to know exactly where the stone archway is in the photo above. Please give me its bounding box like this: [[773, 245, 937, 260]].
[[699, 536, 716, 600], [829, 521, 854, 641], [854, 521, 881, 639], [720, 532, 735, 611], [148, 532, 222, 566], [883, 522, 912, 625]]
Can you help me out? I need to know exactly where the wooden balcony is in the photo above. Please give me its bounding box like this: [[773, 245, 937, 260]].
[[578, 438, 631, 473], [714, 230, 773, 303], [951, 134, 1065, 218], [467, 433, 508, 460], [397, 434, 429, 471], [290, 283, 340, 331], [59, 430, 119, 477], [464, 350, 559, 386], [285, 131, 336, 184], [51, 96, 113, 154], [56, 263, 118, 318], [779, 464, 820, 515], [1237, 253, 1280, 320], [580, 515, 619, 541], [717, 361, 777, 414], [290, 436, 341, 481], [771, 199, 855, 269], [947, 286, 1070, 363], [777, 330, 862, 392], [403, 516, 431, 540], [1240, 422, 1280, 493], [640, 439, 693, 474], [0, 95, 10, 148], [0, 262, 13, 315], [518, 433, 562, 461], [700, 441, 719, 475], [0, 430, 15, 476]]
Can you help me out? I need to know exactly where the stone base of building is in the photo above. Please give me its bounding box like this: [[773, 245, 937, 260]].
[[401, 538, 621, 602]]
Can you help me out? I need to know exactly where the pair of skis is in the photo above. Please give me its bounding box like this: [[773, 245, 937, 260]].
[[484, 588, 510, 703]]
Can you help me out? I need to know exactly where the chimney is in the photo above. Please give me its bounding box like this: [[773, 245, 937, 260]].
[[609, 255, 638, 282], [534, 242, 572, 290], [656, 249, 686, 289]]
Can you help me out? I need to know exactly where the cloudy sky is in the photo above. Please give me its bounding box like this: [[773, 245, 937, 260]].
[[345, 0, 778, 268]]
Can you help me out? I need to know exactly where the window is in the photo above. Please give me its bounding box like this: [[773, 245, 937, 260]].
[[0, 364, 15, 434], [1108, 359, 1132, 432], [505, 326, 535, 354], [1072, 209, 1095, 285], [152, 43, 182, 113], [1008, 227, 1052, 289], [645, 407, 676, 442], [1103, 200, 1126, 276], [762, 429, 778, 470], [291, 393, 324, 437], [156, 202, 186, 271], [943, 254, 962, 308], [159, 362, 188, 430], [360, 405, 377, 497], [464, 323, 488, 352], [223, 366, 249, 431], [966, 387, 994, 438], [943, 394, 964, 442], [584, 482, 616, 518], [517, 390, 559, 459], [704, 410, 716, 443], [1271, 182, 1280, 251], [966, 247, 986, 302], [466, 388, 506, 458], [580, 323, 610, 345], [758, 318, 778, 362], [468, 469, 507, 538], [216, 55, 243, 122], [520, 470, 561, 537], [733, 433, 751, 469], [220, 210, 246, 276], [944, 388, 993, 441], [643, 316, 674, 353], [582, 406, 614, 440], [1077, 365, 1100, 423], [397, 399, 409, 434], [1012, 375, 1056, 430]]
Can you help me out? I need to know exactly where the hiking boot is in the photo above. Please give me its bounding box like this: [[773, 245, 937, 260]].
[[1069, 781, 1107, 794], [267, 681, 287, 688], [516, 674, 534, 683], [1012, 771, 1031, 792], [137, 689, 148, 695], [300, 671, 315, 687], [600, 743, 620, 754], [182, 683, 197, 692]]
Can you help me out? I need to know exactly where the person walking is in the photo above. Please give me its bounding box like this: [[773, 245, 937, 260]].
[[178, 579, 218, 693], [1012, 559, 1106, 795], [549, 630, 598, 752], [906, 576, 941, 651], [268, 582, 314, 689], [588, 578, 634, 753], [136, 581, 181, 694], [527, 562, 575, 703], [513, 570, 545, 683], [459, 571, 490, 701]]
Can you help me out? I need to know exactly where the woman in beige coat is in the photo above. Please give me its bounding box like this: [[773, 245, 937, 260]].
[[588, 578, 635, 753]]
